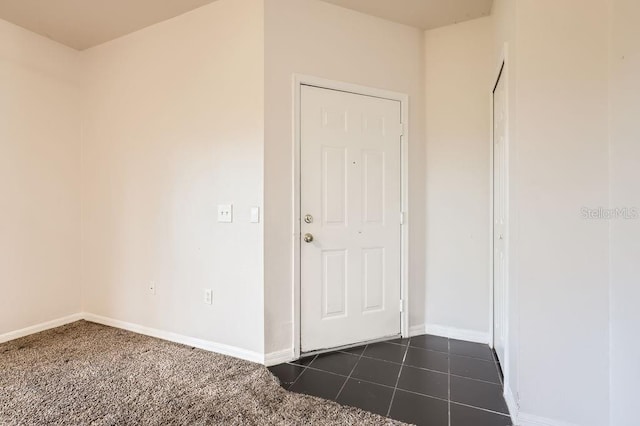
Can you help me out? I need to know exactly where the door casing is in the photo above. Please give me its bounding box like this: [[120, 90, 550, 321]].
[[292, 75, 409, 359]]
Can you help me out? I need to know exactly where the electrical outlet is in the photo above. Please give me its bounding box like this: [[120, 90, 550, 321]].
[[149, 281, 156, 295], [204, 289, 213, 305], [217, 204, 233, 223]]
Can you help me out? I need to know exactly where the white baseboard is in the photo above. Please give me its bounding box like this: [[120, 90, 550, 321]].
[[0, 313, 84, 344], [1, 312, 266, 365], [503, 384, 578, 426], [504, 384, 519, 425], [516, 413, 579, 426], [83, 313, 264, 364], [408, 324, 426, 337], [1, 314, 578, 426], [264, 348, 295, 367], [425, 324, 490, 344]]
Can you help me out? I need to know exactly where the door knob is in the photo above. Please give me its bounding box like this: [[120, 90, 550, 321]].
[[303, 233, 314, 243]]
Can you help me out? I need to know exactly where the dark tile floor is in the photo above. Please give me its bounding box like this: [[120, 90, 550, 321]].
[[269, 335, 513, 426]]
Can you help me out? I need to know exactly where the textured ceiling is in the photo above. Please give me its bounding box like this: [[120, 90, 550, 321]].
[[0, 0, 494, 51], [320, 0, 494, 30], [0, 0, 218, 50]]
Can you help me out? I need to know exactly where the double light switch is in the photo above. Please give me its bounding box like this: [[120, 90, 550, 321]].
[[217, 205, 260, 223]]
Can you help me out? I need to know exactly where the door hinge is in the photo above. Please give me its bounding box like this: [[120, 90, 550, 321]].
[[400, 299, 404, 313], [399, 122, 405, 136], [400, 212, 406, 225]]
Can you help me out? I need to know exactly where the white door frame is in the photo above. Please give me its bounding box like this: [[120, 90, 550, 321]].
[[489, 44, 510, 385], [292, 74, 410, 359]]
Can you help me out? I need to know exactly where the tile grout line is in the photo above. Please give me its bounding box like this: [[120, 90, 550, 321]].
[[279, 348, 512, 418], [285, 352, 502, 388], [491, 349, 505, 387], [287, 364, 447, 403], [334, 345, 369, 400], [449, 351, 496, 362], [450, 400, 512, 417], [279, 338, 510, 421], [287, 354, 317, 389], [385, 341, 411, 417], [334, 351, 501, 385], [450, 351, 498, 363], [284, 363, 511, 417], [448, 373, 501, 386], [344, 344, 495, 363], [448, 338, 452, 426], [289, 363, 511, 417]]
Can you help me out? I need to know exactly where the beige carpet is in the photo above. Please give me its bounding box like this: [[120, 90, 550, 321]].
[[0, 321, 403, 425]]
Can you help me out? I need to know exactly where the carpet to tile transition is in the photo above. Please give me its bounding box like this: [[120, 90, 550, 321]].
[[0, 321, 403, 425]]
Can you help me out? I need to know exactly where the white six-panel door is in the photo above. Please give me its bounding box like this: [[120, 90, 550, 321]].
[[300, 85, 402, 353], [493, 69, 507, 367]]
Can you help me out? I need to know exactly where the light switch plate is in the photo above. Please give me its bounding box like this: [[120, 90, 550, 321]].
[[250, 207, 260, 223], [204, 289, 213, 305], [218, 204, 233, 223]]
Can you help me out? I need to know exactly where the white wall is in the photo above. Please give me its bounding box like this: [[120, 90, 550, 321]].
[[423, 17, 494, 338], [80, 0, 265, 354], [263, 0, 426, 354], [516, 2, 610, 424], [609, 1, 640, 425], [492, 1, 611, 425], [0, 19, 82, 335]]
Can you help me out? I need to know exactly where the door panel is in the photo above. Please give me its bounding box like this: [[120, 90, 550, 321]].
[[363, 150, 385, 224], [301, 85, 402, 352], [362, 247, 385, 312], [322, 147, 347, 225], [321, 249, 347, 318], [493, 68, 507, 367]]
